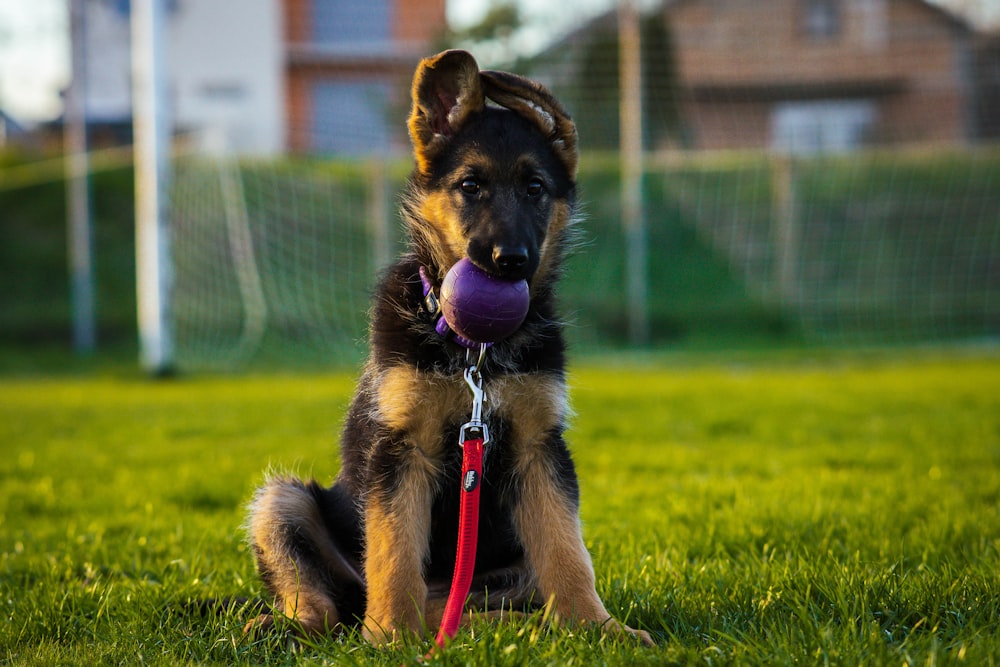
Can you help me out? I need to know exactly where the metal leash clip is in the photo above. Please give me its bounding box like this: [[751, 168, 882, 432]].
[[460, 344, 489, 447]]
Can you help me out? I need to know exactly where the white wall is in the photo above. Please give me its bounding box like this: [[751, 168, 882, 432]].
[[83, 0, 132, 122], [81, 0, 285, 155], [168, 0, 285, 155]]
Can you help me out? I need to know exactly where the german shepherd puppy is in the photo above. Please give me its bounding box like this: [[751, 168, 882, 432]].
[[246, 49, 653, 647]]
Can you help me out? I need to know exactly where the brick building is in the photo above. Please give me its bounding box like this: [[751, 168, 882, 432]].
[[283, 0, 446, 154], [667, 0, 977, 151]]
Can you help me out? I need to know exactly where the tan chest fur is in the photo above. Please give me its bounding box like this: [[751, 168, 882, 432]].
[[372, 364, 568, 463]]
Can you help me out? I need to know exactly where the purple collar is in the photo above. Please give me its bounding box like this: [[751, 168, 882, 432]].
[[419, 266, 493, 350]]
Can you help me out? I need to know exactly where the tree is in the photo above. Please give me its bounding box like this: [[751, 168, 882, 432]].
[[436, 1, 526, 70]]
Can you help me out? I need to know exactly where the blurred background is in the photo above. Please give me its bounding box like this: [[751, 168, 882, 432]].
[[1, 0, 998, 371]]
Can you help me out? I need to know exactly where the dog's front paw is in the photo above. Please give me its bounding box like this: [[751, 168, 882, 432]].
[[624, 624, 655, 646], [603, 618, 655, 646]]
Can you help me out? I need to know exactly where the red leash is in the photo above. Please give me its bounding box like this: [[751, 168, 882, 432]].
[[434, 433, 484, 645], [433, 360, 489, 648]]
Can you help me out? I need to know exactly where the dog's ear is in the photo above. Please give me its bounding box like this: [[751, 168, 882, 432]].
[[480, 70, 578, 178], [408, 50, 485, 176]]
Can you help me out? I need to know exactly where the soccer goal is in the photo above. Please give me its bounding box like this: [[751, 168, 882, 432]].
[[162, 146, 1000, 370], [169, 157, 402, 369]]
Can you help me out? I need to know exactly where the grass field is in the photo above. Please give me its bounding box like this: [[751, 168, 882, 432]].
[[2, 350, 999, 665]]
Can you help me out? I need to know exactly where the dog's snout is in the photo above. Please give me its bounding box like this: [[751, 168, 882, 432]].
[[493, 246, 529, 273]]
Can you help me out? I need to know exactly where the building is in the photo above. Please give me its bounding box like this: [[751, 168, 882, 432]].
[[170, 0, 285, 154], [68, 0, 444, 156], [532, 0, 987, 153], [282, 0, 447, 155], [974, 28, 1000, 140], [668, 0, 977, 152], [72, 0, 284, 155]]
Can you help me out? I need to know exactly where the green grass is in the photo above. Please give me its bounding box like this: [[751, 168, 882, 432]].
[[2, 350, 999, 665]]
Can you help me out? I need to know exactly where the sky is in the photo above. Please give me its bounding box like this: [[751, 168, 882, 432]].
[[0, 0, 998, 124], [0, 0, 68, 122]]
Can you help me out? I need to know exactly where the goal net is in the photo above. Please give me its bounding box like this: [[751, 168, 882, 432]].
[[167, 147, 999, 369], [170, 157, 403, 369]]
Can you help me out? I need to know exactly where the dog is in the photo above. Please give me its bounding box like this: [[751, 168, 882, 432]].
[[245, 49, 653, 647]]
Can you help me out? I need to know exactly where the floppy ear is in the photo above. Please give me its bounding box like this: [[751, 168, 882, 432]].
[[408, 50, 485, 176], [480, 69, 578, 178]]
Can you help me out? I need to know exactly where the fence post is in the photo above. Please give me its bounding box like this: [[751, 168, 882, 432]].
[[66, 0, 96, 355], [619, 0, 649, 346], [772, 153, 800, 306]]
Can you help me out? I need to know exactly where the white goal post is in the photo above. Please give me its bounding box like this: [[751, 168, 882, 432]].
[[132, 0, 174, 375]]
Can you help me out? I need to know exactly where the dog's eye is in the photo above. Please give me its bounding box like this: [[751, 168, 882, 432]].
[[526, 177, 545, 197], [460, 178, 480, 195]]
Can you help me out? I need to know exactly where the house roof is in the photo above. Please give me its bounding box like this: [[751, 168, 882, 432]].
[[536, 0, 977, 58]]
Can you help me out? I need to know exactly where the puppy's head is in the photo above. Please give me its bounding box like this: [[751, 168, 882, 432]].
[[406, 50, 578, 288]]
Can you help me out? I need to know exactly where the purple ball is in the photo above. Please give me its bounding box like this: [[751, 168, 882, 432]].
[[440, 258, 530, 343]]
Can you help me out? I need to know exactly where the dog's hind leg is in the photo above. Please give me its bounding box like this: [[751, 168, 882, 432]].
[[246, 476, 365, 635]]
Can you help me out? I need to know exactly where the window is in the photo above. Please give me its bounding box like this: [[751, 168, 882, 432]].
[[771, 100, 876, 154], [311, 81, 392, 156], [312, 0, 391, 45], [802, 0, 841, 40]]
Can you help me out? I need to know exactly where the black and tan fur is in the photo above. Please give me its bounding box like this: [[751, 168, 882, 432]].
[[245, 49, 653, 647]]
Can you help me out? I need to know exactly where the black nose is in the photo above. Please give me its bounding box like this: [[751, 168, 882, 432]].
[[493, 246, 529, 273]]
